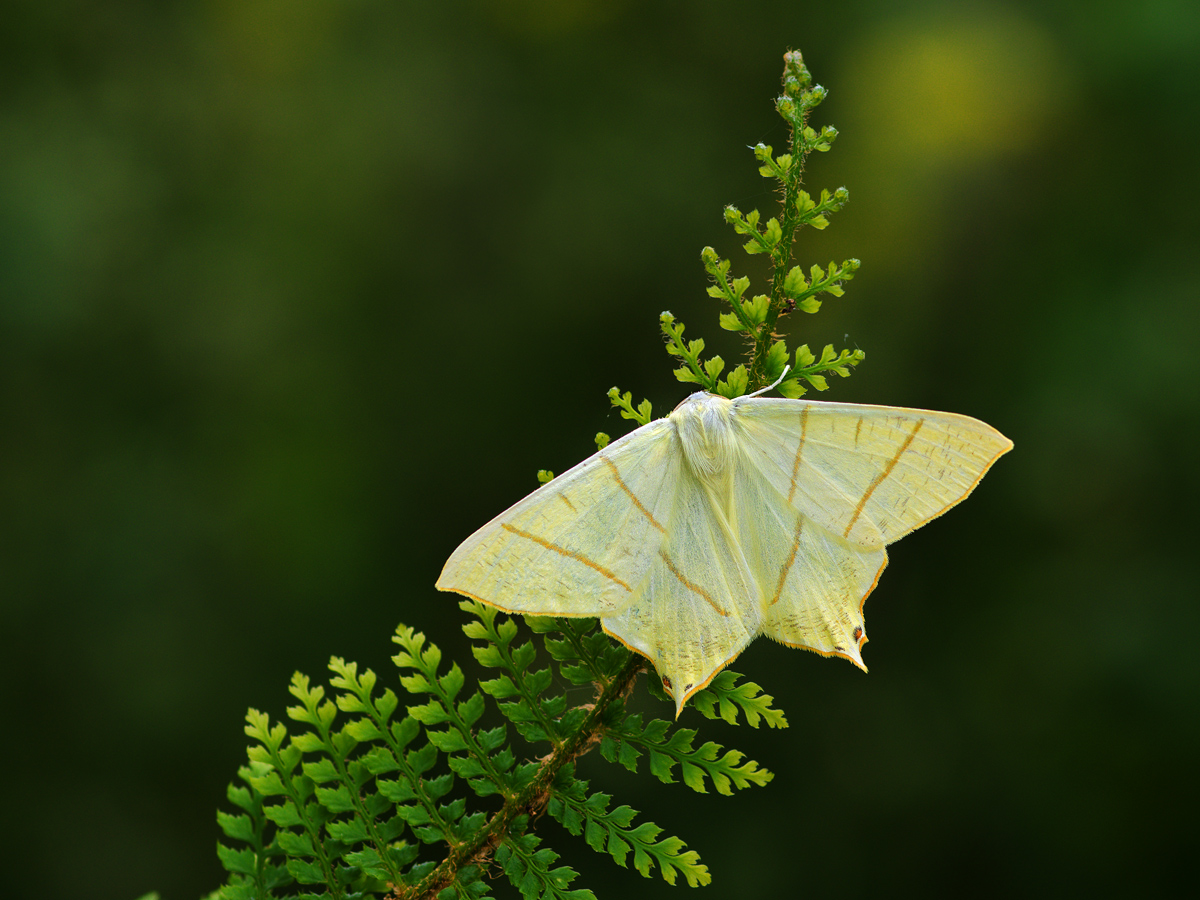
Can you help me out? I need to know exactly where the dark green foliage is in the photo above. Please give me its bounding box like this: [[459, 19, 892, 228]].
[[547, 770, 709, 888], [215, 48, 852, 899], [215, 607, 784, 898]]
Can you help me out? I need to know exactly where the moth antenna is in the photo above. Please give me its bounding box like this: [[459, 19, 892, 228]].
[[747, 365, 791, 399]]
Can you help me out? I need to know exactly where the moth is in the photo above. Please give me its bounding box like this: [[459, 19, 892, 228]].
[[437, 390, 1011, 715]]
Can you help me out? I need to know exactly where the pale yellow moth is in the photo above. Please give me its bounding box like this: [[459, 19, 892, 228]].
[[437, 390, 1012, 716]]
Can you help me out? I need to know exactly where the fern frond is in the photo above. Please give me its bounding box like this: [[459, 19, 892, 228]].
[[600, 713, 775, 795], [218, 609, 775, 898], [394, 626, 522, 802], [465, 601, 571, 746], [689, 670, 789, 729], [217, 761, 292, 899], [548, 771, 711, 887], [496, 816, 595, 900]]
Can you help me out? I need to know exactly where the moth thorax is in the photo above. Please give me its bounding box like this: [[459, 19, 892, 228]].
[[671, 392, 737, 485]]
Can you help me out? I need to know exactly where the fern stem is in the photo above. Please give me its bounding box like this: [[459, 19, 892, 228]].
[[553, 621, 608, 682], [409, 651, 644, 899], [298, 697, 407, 884], [751, 145, 808, 388], [488, 619, 566, 750], [261, 739, 342, 891], [362, 698, 459, 843], [330, 662, 462, 846]]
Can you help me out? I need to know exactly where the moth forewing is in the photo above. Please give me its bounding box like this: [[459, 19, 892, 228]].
[[435, 418, 679, 618]]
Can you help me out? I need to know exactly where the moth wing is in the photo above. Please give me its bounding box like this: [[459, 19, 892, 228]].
[[436, 419, 679, 618], [602, 466, 760, 717], [730, 398, 1013, 548], [729, 450, 886, 667]]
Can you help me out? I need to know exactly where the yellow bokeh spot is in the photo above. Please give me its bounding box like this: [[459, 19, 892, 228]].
[[209, 0, 345, 77], [847, 7, 1068, 166], [830, 7, 1071, 277]]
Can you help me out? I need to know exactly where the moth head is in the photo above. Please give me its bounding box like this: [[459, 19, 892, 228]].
[[670, 392, 737, 483]]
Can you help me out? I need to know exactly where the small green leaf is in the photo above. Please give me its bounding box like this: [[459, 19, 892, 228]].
[[681, 761, 707, 793], [608, 387, 652, 426], [302, 759, 339, 783], [764, 341, 790, 380], [216, 843, 256, 876], [742, 294, 770, 325], [718, 311, 746, 332], [428, 729, 469, 753], [776, 378, 806, 398], [457, 691, 486, 726], [783, 265, 807, 295], [715, 365, 748, 399], [764, 217, 783, 246], [408, 701, 449, 725]]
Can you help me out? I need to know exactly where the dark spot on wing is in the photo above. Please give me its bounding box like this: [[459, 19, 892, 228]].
[[852, 626, 863, 642]]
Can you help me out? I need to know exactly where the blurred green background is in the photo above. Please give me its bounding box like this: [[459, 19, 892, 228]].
[[3, 1, 1197, 897]]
